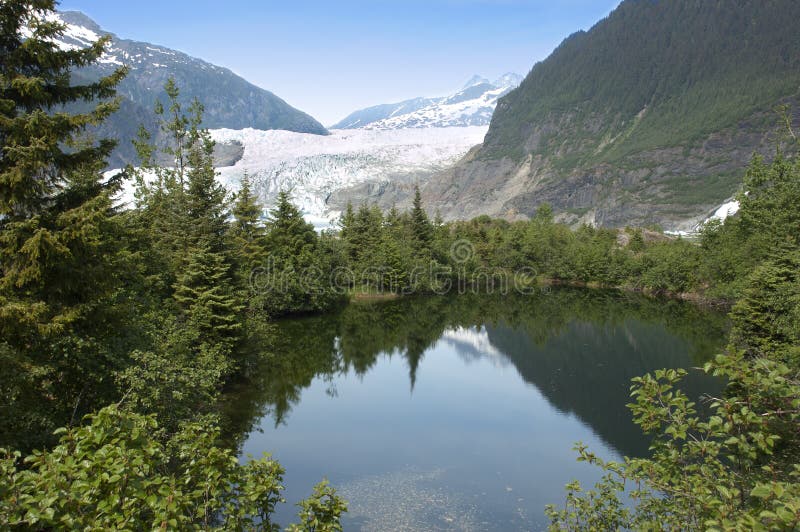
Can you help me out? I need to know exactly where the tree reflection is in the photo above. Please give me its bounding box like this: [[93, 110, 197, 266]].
[[219, 289, 727, 457]]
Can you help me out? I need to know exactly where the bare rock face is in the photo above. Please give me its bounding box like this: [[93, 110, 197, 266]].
[[422, 105, 796, 229]]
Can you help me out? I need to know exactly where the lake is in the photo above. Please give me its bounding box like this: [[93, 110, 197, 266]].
[[220, 288, 728, 531]]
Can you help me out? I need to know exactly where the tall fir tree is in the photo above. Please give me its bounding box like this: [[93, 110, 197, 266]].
[[0, 0, 128, 446], [338, 201, 357, 262], [184, 99, 227, 253], [173, 242, 242, 343], [257, 191, 342, 315], [410, 184, 433, 250], [265, 190, 316, 259], [228, 171, 267, 279]]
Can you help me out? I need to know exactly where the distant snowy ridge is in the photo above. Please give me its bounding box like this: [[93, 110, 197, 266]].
[[332, 74, 522, 130]]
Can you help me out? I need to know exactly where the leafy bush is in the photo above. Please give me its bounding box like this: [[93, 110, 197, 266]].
[[0, 405, 347, 530]]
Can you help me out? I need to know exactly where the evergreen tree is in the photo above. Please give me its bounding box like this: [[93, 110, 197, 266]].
[[385, 203, 402, 233], [258, 191, 340, 315], [730, 244, 800, 363], [184, 99, 227, 253], [265, 190, 316, 259], [410, 185, 433, 250], [168, 94, 242, 348], [228, 171, 267, 280], [0, 0, 127, 442], [173, 242, 242, 343], [130, 81, 194, 286]]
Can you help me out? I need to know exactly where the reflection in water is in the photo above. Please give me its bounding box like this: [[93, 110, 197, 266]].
[[219, 289, 727, 530]]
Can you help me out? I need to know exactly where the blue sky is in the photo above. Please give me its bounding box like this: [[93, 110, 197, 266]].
[[58, 0, 621, 126]]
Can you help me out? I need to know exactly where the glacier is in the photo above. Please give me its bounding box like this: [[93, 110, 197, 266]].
[[211, 127, 488, 226], [116, 127, 488, 228]]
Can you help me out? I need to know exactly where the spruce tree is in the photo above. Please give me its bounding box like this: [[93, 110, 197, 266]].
[[229, 171, 266, 277], [730, 244, 800, 363], [265, 190, 316, 259], [184, 101, 226, 246], [171, 95, 242, 346], [259, 191, 341, 315], [173, 242, 242, 343], [338, 201, 356, 262], [410, 184, 433, 249], [0, 0, 127, 444]]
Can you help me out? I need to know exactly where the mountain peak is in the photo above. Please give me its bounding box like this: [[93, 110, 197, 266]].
[[56, 10, 105, 34], [461, 75, 491, 90], [492, 72, 523, 89], [332, 72, 523, 130]]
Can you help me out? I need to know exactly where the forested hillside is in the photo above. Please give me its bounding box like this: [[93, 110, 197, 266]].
[[425, 0, 800, 228]]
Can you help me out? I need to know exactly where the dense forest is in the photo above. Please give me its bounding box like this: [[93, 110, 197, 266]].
[[486, 0, 800, 163], [1, 1, 799, 530]]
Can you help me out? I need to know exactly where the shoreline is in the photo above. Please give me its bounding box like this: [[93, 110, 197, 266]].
[[343, 279, 733, 310]]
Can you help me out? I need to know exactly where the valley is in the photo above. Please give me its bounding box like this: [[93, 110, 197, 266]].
[[4, 2, 800, 529]]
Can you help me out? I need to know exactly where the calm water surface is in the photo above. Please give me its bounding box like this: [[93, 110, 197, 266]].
[[221, 289, 727, 531]]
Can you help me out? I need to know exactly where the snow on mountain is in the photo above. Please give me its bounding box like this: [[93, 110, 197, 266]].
[[208, 127, 488, 226], [331, 73, 523, 130], [48, 11, 228, 74], [460, 75, 491, 89], [29, 10, 327, 167]]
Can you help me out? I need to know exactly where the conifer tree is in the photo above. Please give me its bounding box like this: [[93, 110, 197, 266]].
[[338, 201, 357, 261], [265, 190, 316, 259], [258, 191, 341, 315], [0, 0, 127, 439], [173, 242, 242, 343], [228, 171, 266, 277], [730, 244, 800, 363], [410, 184, 433, 250], [184, 99, 227, 252], [130, 81, 194, 284]]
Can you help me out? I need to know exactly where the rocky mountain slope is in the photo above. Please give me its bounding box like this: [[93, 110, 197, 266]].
[[331, 74, 521, 130], [50, 11, 327, 167], [421, 0, 800, 229]]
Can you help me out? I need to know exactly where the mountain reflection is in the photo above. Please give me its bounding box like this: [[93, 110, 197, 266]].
[[220, 288, 727, 458]]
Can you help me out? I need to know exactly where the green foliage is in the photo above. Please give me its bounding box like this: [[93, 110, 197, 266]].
[[227, 171, 267, 291], [0, 6, 346, 528], [546, 357, 800, 531], [485, 0, 800, 167], [0, 405, 347, 530], [637, 240, 701, 294], [0, 0, 131, 449], [255, 191, 342, 316], [174, 244, 242, 341], [287, 480, 348, 532], [729, 248, 800, 364], [410, 184, 433, 252], [547, 138, 800, 530]]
